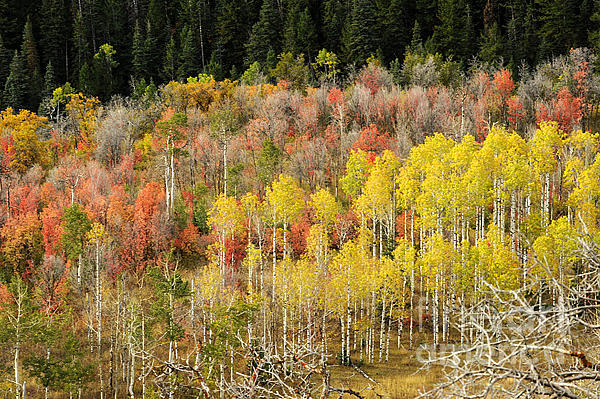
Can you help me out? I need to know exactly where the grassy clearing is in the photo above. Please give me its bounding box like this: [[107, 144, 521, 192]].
[[329, 333, 443, 399]]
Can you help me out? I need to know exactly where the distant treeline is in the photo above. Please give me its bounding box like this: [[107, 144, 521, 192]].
[[0, 0, 599, 109]]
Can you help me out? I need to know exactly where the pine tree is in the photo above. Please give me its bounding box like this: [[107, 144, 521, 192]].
[[246, 0, 281, 66], [131, 21, 147, 81], [322, 0, 346, 54], [591, 0, 600, 61], [42, 60, 56, 99], [163, 33, 178, 82], [342, 0, 380, 66], [39, 0, 68, 82], [537, 0, 581, 60], [383, 0, 414, 62], [178, 25, 197, 80], [146, 0, 168, 81], [3, 50, 28, 110], [432, 0, 475, 63], [73, 10, 89, 84], [0, 0, 19, 49], [479, 22, 504, 65], [103, 0, 129, 93], [217, 0, 251, 76], [91, 44, 118, 101], [407, 20, 424, 54], [21, 17, 42, 109], [0, 35, 11, 99], [284, 5, 317, 60]]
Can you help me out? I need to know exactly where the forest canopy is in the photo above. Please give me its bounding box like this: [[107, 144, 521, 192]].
[[0, 1, 600, 398]]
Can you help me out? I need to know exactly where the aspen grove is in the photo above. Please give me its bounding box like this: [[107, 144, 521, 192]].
[[0, 50, 600, 398]]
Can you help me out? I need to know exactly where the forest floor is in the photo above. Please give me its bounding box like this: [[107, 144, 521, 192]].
[[329, 332, 443, 398]]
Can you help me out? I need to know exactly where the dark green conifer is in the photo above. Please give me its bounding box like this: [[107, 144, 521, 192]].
[[246, 0, 281, 66], [3, 50, 28, 110]]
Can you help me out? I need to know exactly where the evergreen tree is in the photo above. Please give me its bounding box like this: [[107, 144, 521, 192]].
[[73, 10, 89, 84], [3, 50, 28, 110], [591, 0, 600, 61], [537, 0, 581, 60], [479, 22, 504, 65], [0, 35, 11, 99], [131, 21, 147, 81], [78, 62, 93, 96], [407, 20, 424, 54], [322, 0, 346, 54], [284, 5, 317, 60], [39, 0, 68, 82], [42, 61, 56, 99], [178, 25, 197, 80], [163, 33, 178, 82], [91, 44, 118, 101], [431, 0, 475, 64], [103, 0, 130, 92], [383, 0, 414, 62], [207, 51, 223, 81], [21, 17, 42, 109], [216, 0, 251, 75], [415, 0, 438, 40], [146, 0, 168, 81], [246, 0, 281, 66], [505, 2, 538, 68], [342, 0, 380, 66], [0, 0, 19, 49]]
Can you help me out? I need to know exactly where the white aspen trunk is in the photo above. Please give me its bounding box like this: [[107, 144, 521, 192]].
[[14, 340, 20, 399], [272, 213, 276, 300], [96, 240, 104, 399], [339, 315, 345, 364], [141, 310, 146, 399], [378, 293, 386, 362], [219, 364, 224, 399], [353, 301, 358, 351], [168, 291, 174, 399], [510, 189, 516, 251], [386, 300, 393, 362], [283, 291, 288, 368], [170, 147, 175, 213], [164, 147, 170, 212], [283, 221, 288, 259], [321, 309, 327, 363], [346, 297, 351, 365], [409, 268, 414, 348], [223, 140, 228, 196]]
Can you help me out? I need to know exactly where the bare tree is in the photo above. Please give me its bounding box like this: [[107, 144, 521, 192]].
[[419, 233, 600, 399]]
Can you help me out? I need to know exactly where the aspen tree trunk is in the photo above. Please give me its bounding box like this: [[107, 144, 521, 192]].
[[170, 143, 175, 213], [283, 290, 288, 369], [128, 308, 135, 399], [379, 293, 386, 362], [168, 290, 174, 399], [14, 319, 20, 399], [141, 309, 146, 399], [272, 209, 277, 300], [409, 268, 414, 348], [346, 289, 351, 365], [340, 315, 345, 364], [164, 144, 170, 212], [386, 300, 393, 362], [223, 140, 228, 196], [321, 310, 327, 363], [510, 190, 516, 251], [96, 240, 104, 399]]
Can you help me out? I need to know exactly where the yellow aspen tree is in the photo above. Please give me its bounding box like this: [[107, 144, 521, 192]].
[[265, 174, 304, 298], [208, 194, 243, 285], [530, 121, 563, 228]]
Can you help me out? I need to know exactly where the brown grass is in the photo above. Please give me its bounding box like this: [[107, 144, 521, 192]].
[[328, 333, 443, 399]]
